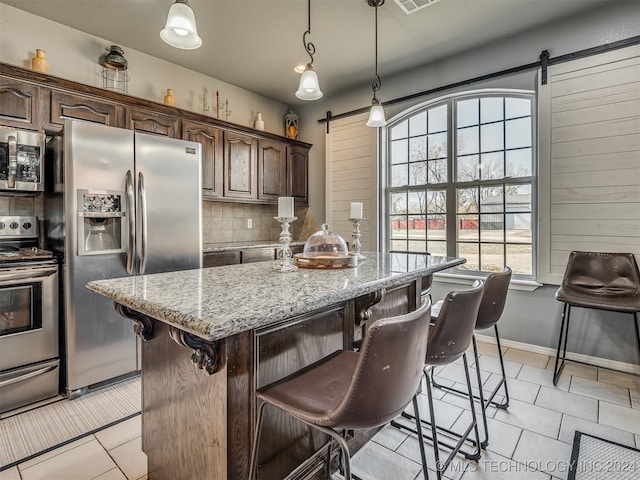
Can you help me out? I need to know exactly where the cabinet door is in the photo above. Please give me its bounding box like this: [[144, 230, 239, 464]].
[[224, 131, 257, 200], [50, 90, 124, 128], [287, 145, 309, 205], [183, 121, 223, 198], [127, 108, 180, 138], [257, 140, 286, 201], [0, 78, 45, 130]]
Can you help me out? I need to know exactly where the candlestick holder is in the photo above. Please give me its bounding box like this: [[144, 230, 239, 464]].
[[348, 218, 366, 262], [274, 216, 298, 272]]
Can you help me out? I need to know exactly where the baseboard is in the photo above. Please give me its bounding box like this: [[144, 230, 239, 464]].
[[475, 334, 640, 375]]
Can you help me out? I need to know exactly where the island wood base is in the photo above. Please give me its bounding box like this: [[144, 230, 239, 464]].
[[120, 278, 426, 479]]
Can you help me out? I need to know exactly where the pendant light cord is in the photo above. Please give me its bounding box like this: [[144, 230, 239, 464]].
[[372, 3, 381, 97], [303, 0, 316, 64]]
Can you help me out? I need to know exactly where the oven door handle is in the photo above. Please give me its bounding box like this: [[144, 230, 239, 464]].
[[0, 363, 58, 388], [0, 267, 58, 281]]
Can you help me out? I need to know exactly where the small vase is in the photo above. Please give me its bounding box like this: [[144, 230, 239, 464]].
[[255, 112, 265, 131], [164, 89, 176, 106], [31, 49, 49, 73]]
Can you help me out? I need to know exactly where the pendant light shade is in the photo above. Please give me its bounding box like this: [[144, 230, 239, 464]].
[[295, 64, 323, 101], [366, 0, 386, 127], [295, 0, 323, 101], [161, 0, 202, 50], [366, 98, 387, 127]]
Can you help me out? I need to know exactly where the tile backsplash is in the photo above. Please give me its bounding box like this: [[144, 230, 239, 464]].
[[202, 201, 307, 244]]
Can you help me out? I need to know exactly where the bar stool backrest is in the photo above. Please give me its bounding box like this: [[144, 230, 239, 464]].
[[328, 299, 432, 430], [427, 282, 484, 366], [476, 267, 512, 330], [562, 251, 640, 299]]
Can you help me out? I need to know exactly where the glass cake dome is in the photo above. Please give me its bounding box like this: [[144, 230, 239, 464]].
[[302, 223, 349, 258]]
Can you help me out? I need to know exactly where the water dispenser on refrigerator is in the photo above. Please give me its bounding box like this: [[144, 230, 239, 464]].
[[77, 190, 125, 255]]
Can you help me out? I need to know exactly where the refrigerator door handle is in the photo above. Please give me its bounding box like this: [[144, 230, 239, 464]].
[[125, 169, 135, 275], [138, 171, 148, 275]]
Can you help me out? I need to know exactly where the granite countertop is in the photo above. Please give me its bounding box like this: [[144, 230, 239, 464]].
[[203, 241, 305, 253], [87, 253, 465, 341]]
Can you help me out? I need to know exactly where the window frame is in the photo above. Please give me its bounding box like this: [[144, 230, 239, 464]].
[[381, 88, 537, 280]]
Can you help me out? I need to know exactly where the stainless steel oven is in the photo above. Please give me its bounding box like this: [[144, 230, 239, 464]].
[[0, 216, 59, 414]]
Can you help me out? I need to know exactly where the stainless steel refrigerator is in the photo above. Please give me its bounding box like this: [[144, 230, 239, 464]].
[[46, 119, 202, 396]]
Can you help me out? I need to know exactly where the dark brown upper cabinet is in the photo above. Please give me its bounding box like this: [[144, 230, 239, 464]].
[[224, 131, 257, 200], [127, 108, 180, 138], [257, 140, 286, 202], [182, 120, 223, 199], [287, 145, 309, 205], [50, 90, 124, 129], [0, 77, 45, 130]]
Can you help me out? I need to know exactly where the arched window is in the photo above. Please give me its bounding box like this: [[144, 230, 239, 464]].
[[383, 90, 535, 277]]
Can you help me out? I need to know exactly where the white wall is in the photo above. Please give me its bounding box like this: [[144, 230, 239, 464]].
[[0, 4, 288, 135]]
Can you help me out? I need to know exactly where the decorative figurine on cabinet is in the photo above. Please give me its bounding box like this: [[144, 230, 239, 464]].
[[285, 107, 299, 140]]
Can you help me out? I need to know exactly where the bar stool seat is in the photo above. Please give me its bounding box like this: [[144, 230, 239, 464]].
[[249, 299, 433, 480], [553, 251, 640, 385]]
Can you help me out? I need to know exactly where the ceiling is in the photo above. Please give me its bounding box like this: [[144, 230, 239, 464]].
[[1, 0, 615, 104]]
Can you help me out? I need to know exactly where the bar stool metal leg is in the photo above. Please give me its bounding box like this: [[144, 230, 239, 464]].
[[553, 303, 571, 386]]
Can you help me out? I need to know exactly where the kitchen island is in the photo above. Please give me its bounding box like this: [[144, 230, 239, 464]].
[[87, 252, 464, 480]]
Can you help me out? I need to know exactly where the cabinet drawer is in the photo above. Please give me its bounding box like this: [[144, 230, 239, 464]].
[[242, 248, 276, 264], [203, 251, 241, 267], [50, 90, 124, 127]]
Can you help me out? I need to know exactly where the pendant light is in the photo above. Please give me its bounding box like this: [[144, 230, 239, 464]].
[[161, 0, 202, 50], [366, 0, 387, 127], [295, 0, 323, 101]]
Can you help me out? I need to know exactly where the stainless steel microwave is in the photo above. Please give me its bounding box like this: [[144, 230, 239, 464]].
[[0, 127, 45, 192]]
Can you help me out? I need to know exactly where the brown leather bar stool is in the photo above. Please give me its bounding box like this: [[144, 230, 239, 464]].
[[394, 281, 484, 480], [553, 251, 640, 385], [431, 267, 512, 448], [248, 299, 433, 480]]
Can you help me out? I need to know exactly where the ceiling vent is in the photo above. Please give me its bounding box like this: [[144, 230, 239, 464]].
[[393, 0, 442, 15]]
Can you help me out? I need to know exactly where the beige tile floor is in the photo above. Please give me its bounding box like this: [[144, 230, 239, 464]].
[[1, 341, 639, 480]]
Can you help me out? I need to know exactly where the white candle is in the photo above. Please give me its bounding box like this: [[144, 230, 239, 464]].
[[350, 202, 363, 219], [278, 197, 294, 218]]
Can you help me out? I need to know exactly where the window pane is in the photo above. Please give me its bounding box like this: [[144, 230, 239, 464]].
[[409, 137, 427, 162], [391, 139, 408, 164], [390, 193, 406, 214], [506, 148, 532, 177], [480, 185, 504, 212], [507, 244, 532, 275], [427, 214, 446, 240], [480, 214, 503, 242], [390, 216, 407, 238], [505, 118, 531, 149], [428, 132, 447, 159], [428, 159, 447, 184], [427, 241, 447, 256], [426, 190, 446, 213], [457, 99, 478, 128], [480, 122, 503, 152], [506, 213, 531, 243], [391, 164, 408, 186], [505, 97, 531, 119], [409, 111, 427, 136], [480, 97, 503, 123], [428, 105, 447, 133], [457, 126, 479, 155], [408, 240, 427, 253], [391, 239, 407, 251], [457, 155, 479, 182], [457, 214, 479, 241], [409, 162, 427, 185], [481, 243, 505, 272], [408, 215, 426, 239], [458, 242, 479, 271], [391, 120, 408, 140], [506, 184, 531, 211], [480, 152, 504, 180], [457, 188, 478, 213], [407, 192, 424, 214]]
